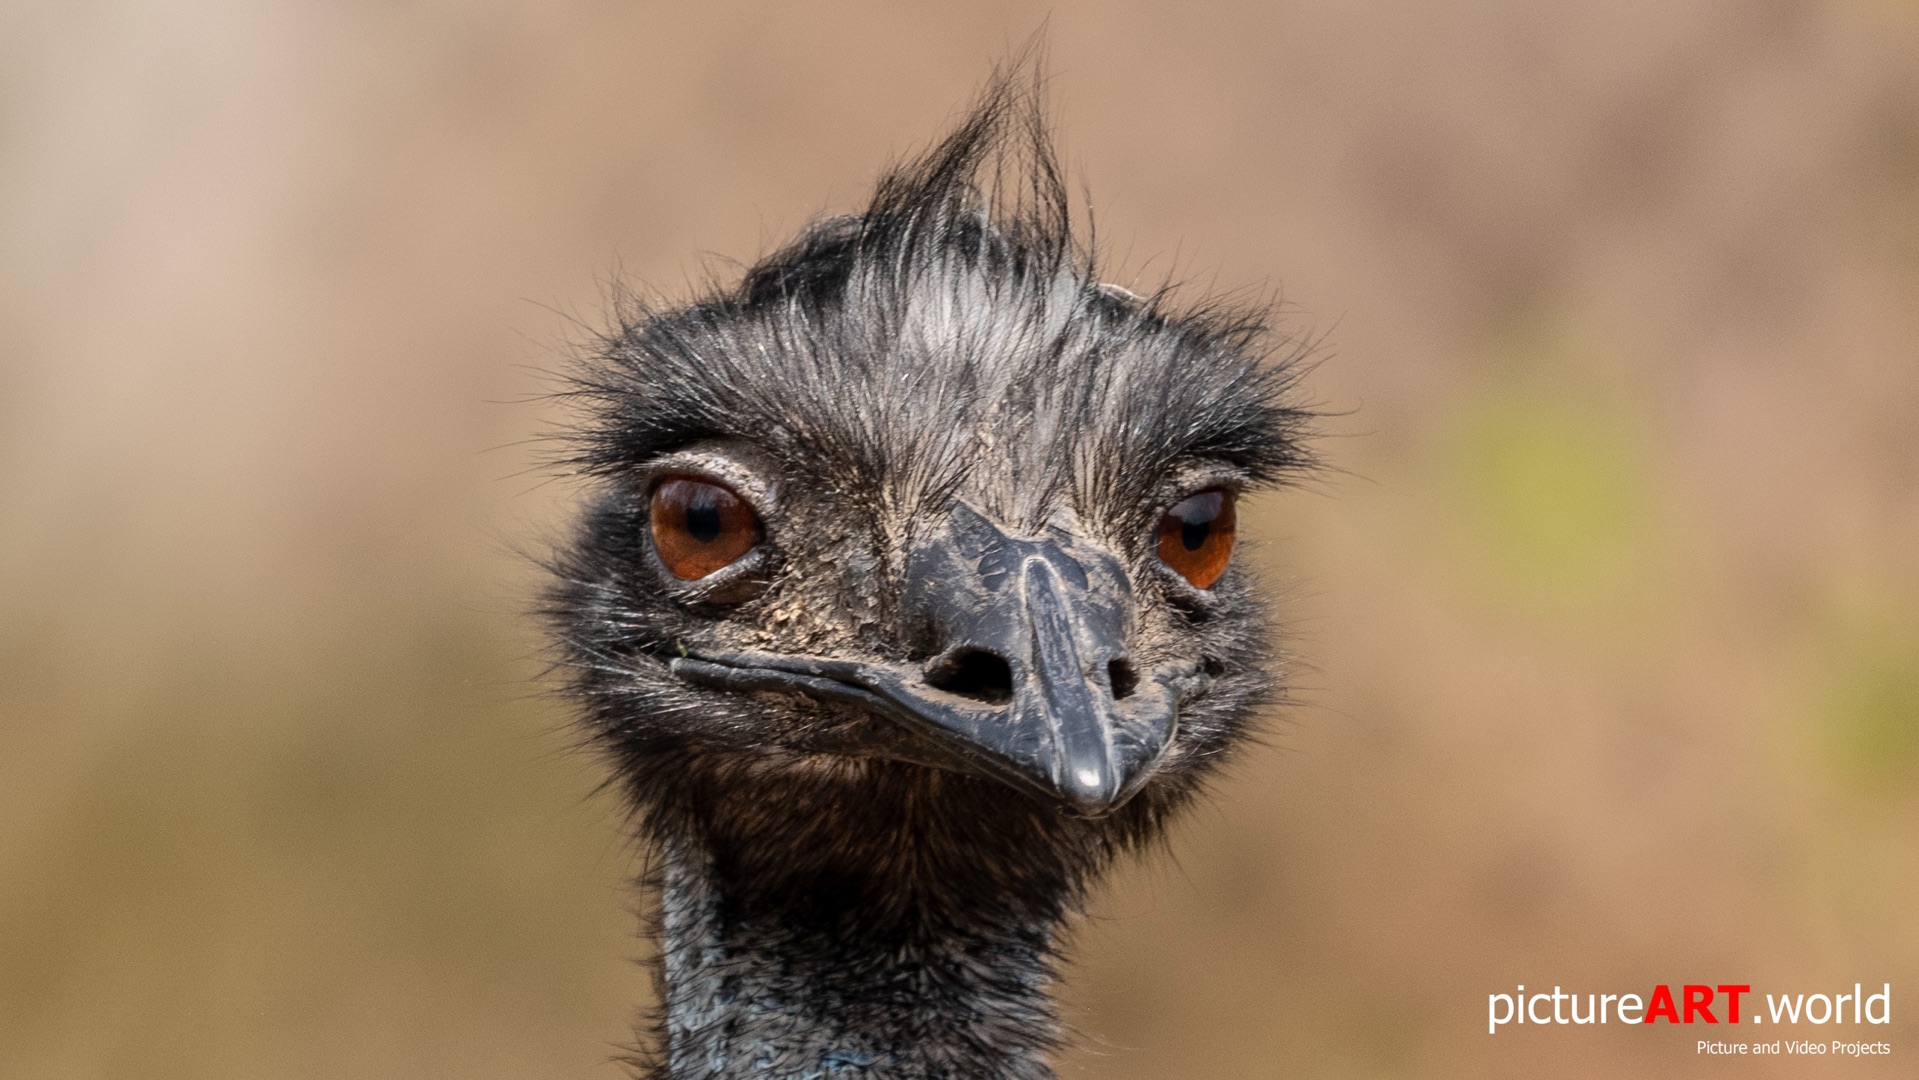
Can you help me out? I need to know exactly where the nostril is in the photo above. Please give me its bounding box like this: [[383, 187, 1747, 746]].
[[1106, 659, 1138, 700], [926, 649, 1015, 705]]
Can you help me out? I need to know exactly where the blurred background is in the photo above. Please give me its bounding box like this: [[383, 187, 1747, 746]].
[[3, 2, 1916, 1077]]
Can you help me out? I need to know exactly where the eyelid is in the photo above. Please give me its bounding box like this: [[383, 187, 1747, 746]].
[[632, 445, 780, 520]]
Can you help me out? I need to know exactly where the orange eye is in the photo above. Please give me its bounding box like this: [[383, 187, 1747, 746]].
[[649, 477, 760, 580], [1156, 489, 1236, 590]]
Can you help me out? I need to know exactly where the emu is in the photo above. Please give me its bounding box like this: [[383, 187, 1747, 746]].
[[547, 72, 1313, 1079]]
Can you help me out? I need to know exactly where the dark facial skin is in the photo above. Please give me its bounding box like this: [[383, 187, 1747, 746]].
[[666, 464, 1226, 814]]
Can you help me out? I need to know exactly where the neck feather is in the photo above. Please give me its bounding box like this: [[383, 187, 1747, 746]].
[[643, 833, 1071, 1080]]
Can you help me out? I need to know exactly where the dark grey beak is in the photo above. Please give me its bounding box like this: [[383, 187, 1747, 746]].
[[671, 503, 1205, 815]]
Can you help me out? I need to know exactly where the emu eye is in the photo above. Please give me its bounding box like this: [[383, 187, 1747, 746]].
[[1155, 489, 1236, 590], [649, 477, 760, 580]]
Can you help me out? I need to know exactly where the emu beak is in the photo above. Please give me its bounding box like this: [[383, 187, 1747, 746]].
[[671, 503, 1206, 816]]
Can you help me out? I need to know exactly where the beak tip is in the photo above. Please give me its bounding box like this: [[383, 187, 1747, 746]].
[[1056, 762, 1130, 818]]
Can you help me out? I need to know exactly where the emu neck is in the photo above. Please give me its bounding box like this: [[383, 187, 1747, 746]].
[[650, 835, 1068, 1080]]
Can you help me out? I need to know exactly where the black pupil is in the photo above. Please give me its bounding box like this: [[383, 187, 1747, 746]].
[[1181, 517, 1210, 551], [684, 493, 724, 543], [1177, 494, 1221, 551]]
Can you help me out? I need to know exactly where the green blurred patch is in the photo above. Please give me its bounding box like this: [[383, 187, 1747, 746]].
[[1809, 600, 1919, 796], [1435, 327, 1660, 616]]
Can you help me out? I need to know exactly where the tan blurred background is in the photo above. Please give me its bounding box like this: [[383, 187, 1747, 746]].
[[3, 2, 1917, 1077]]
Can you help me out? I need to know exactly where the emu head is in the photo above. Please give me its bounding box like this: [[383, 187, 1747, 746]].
[[551, 85, 1312, 920]]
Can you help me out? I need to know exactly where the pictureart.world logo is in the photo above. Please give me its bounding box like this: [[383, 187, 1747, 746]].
[[1487, 982, 1893, 1056]]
